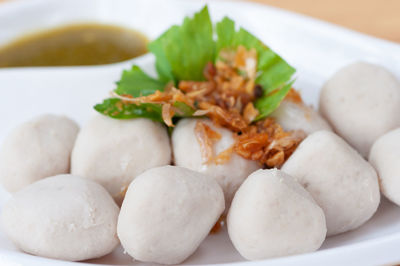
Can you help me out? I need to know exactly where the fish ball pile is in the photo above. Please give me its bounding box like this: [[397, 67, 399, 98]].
[[1, 61, 400, 263]]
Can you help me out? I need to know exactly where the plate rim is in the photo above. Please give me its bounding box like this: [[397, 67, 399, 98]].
[[1, 0, 400, 265]]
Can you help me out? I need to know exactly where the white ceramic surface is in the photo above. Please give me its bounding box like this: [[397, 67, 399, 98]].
[[1, 0, 400, 265]]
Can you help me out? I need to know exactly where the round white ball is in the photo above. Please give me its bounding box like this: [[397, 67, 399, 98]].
[[227, 169, 326, 260], [319, 62, 400, 157], [117, 165, 225, 265], [172, 118, 260, 208], [369, 128, 400, 205], [282, 130, 380, 236], [270, 100, 332, 135], [71, 115, 171, 203], [1, 174, 119, 261], [0, 114, 79, 192]]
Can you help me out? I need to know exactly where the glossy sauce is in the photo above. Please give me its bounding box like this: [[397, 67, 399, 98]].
[[0, 24, 148, 67]]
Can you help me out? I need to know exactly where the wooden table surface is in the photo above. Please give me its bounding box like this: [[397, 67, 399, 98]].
[[250, 0, 400, 43], [1, 0, 399, 43]]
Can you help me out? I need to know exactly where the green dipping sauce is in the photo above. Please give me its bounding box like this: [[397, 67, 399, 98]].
[[0, 23, 148, 67]]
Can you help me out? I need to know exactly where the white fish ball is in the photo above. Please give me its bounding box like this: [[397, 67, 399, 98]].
[[369, 128, 400, 205], [270, 100, 332, 135], [227, 169, 326, 260], [71, 115, 171, 203], [1, 174, 119, 261], [282, 130, 380, 236], [172, 118, 260, 208], [0, 114, 79, 192], [117, 166, 224, 265], [320, 62, 400, 157]]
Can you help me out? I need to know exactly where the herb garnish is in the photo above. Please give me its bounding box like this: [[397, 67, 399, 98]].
[[95, 6, 295, 123]]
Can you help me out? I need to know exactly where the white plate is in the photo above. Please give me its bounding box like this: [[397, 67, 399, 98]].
[[1, 0, 400, 265]]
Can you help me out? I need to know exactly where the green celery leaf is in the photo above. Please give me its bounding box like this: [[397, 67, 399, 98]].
[[216, 17, 295, 117], [148, 6, 215, 82], [255, 81, 293, 120], [215, 17, 235, 55], [115, 65, 165, 97], [147, 30, 177, 83], [173, 101, 195, 117], [216, 17, 295, 86], [94, 98, 163, 121]]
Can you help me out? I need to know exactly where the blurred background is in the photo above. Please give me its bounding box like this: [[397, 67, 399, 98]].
[[253, 0, 400, 43], [1, 0, 399, 68], [1, 0, 399, 43]]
